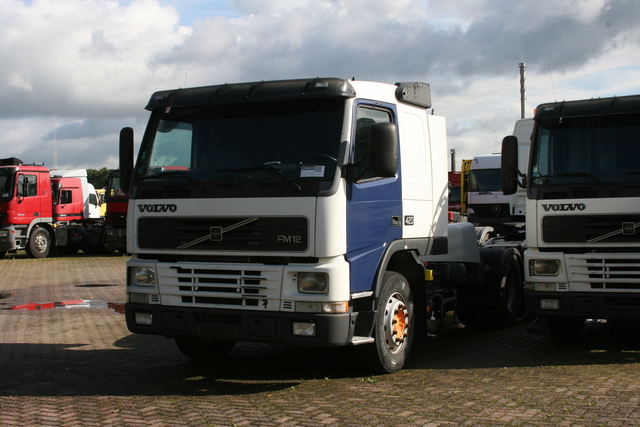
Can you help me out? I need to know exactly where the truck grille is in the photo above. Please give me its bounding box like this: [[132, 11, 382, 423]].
[[138, 217, 307, 251], [566, 254, 640, 290], [468, 203, 510, 217], [156, 262, 283, 310], [543, 215, 640, 243]]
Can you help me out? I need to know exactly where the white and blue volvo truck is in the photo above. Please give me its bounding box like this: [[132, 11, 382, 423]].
[[120, 78, 524, 373]]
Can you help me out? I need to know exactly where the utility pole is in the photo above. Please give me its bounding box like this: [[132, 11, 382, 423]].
[[519, 62, 526, 119], [450, 149, 456, 172]]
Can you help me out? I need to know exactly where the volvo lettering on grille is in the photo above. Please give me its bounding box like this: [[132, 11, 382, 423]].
[[542, 203, 586, 212], [138, 204, 178, 213]]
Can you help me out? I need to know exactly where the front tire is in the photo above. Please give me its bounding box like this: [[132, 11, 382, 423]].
[[25, 227, 51, 258], [368, 271, 414, 374]]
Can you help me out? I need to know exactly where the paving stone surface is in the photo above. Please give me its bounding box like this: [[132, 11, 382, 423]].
[[1, 253, 640, 426]]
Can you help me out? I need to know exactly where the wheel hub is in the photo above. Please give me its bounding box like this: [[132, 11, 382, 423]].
[[34, 235, 48, 252], [383, 292, 409, 354]]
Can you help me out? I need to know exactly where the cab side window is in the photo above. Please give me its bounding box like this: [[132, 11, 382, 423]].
[[60, 190, 72, 205], [17, 175, 37, 197], [353, 106, 392, 182]]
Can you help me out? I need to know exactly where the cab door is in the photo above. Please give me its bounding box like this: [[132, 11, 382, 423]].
[[346, 102, 402, 293], [15, 173, 42, 225]]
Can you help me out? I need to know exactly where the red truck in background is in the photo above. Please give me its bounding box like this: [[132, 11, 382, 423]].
[[448, 170, 462, 212], [0, 157, 106, 258], [104, 169, 128, 253]]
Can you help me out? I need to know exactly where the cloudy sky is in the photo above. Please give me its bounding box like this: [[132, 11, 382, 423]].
[[1, 0, 639, 171]]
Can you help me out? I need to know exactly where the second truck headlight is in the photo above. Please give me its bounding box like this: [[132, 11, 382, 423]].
[[133, 267, 156, 286], [530, 259, 560, 276], [297, 272, 328, 294]]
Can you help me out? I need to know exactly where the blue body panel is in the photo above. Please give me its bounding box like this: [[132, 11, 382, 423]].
[[346, 101, 402, 293]]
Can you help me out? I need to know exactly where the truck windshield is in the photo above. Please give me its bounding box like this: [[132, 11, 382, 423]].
[[106, 172, 126, 200], [135, 98, 344, 196], [468, 169, 501, 192], [530, 113, 640, 198], [0, 169, 15, 201]]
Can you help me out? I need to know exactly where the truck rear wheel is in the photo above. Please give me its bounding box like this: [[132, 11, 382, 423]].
[[26, 227, 51, 258], [174, 337, 235, 360], [458, 247, 523, 327], [367, 271, 414, 374], [494, 248, 523, 327]]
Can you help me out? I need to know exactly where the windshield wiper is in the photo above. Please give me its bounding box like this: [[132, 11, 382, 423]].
[[536, 172, 615, 194], [139, 170, 209, 193], [219, 165, 302, 192], [138, 170, 187, 180]]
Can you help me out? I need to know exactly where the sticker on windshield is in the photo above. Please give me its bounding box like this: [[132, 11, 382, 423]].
[[301, 165, 325, 177]]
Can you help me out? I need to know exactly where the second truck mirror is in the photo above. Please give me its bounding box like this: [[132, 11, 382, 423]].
[[501, 135, 518, 195], [119, 127, 134, 195]]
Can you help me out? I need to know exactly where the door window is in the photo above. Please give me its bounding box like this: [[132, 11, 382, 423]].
[[353, 106, 392, 182]]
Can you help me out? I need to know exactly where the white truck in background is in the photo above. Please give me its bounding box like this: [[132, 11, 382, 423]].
[[466, 154, 510, 227], [119, 78, 525, 373], [502, 95, 640, 338], [465, 118, 533, 229]]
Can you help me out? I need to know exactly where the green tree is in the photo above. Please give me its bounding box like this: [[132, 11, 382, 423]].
[[87, 168, 110, 189]]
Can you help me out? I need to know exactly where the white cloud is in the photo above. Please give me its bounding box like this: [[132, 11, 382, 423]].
[[1, 0, 640, 169], [0, 0, 191, 118]]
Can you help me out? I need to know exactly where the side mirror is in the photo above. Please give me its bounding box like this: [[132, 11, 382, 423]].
[[369, 122, 398, 178], [501, 135, 519, 195], [119, 127, 134, 194]]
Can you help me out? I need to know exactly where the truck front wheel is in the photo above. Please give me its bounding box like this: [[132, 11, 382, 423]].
[[367, 271, 414, 374], [26, 227, 51, 258], [174, 337, 235, 360]]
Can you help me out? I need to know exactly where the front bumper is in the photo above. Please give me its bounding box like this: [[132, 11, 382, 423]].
[[125, 303, 355, 346], [524, 290, 640, 319], [0, 226, 18, 252]]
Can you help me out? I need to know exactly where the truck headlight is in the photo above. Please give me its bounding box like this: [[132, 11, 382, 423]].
[[539, 298, 560, 310], [133, 267, 156, 286], [297, 272, 328, 294], [526, 282, 557, 292], [129, 292, 149, 304], [0, 230, 8, 238], [295, 301, 348, 313], [293, 321, 316, 336], [530, 259, 560, 276], [134, 312, 154, 326]]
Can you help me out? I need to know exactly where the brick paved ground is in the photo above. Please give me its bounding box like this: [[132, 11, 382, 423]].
[[1, 253, 640, 426]]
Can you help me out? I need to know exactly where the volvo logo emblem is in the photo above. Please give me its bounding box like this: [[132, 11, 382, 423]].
[[492, 205, 501, 214], [622, 222, 636, 235], [541, 203, 586, 211], [138, 204, 177, 213]]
